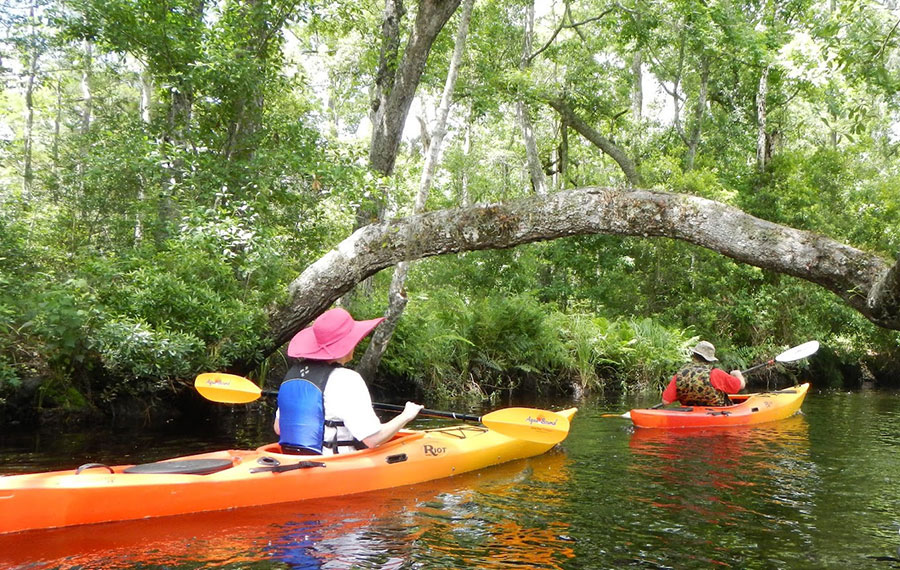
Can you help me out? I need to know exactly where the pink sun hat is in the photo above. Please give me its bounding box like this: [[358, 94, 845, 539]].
[[287, 308, 384, 361]]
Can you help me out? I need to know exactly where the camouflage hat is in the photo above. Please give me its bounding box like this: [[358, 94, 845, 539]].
[[691, 341, 718, 362]]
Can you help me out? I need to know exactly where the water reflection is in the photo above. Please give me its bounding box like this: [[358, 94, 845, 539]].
[[410, 450, 575, 569], [5, 392, 900, 568], [0, 451, 573, 570], [576, 415, 819, 569], [627, 416, 811, 525]]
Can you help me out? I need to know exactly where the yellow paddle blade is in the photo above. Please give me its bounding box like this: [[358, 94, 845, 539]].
[[481, 407, 572, 445], [195, 373, 262, 404]]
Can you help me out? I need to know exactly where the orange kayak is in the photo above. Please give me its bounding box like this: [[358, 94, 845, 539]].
[[0, 450, 574, 568], [629, 384, 809, 429], [0, 407, 576, 535]]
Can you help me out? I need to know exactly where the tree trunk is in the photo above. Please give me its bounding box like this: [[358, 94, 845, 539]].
[[166, 84, 194, 145], [80, 39, 93, 135], [221, 0, 279, 162], [369, 0, 461, 176], [460, 120, 471, 206], [371, 0, 404, 120], [356, 0, 475, 381], [548, 98, 643, 186], [559, 116, 569, 187], [517, 0, 547, 195], [22, 4, 38, 197], [684, 57, 709, 171], [756, 0, 775, 171], [156, 0, 204, 244], [262, 186, 900, 364], [756, 64, 769, 171], [23, 54, 37, 197], [670, 32, 686, 147], [351, 0, 458, 272], [140, 69, 152, 124], [135, 67, 153, 244], [518, 102, 546, 194], [631, 50, 643, 123], [52, 78, 62, 165], [164, 0, 205, 146]]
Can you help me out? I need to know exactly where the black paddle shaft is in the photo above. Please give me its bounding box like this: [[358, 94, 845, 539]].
[[741, 359, 776, 375], [373, 402, 482, 422], [259, 388, 482, 422]]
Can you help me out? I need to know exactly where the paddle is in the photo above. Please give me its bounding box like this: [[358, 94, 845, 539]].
[[740, 340, 820, 374], [601, 340, 820, 418], [194, 373, 570, 445]]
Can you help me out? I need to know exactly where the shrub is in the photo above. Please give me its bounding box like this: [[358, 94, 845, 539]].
[[377, 290, 698, 400], [379, 292, 572, 403]]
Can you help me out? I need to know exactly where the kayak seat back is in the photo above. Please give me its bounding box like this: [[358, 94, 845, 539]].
[[280, 443, 323, 456], [123, 458, 234, 475]]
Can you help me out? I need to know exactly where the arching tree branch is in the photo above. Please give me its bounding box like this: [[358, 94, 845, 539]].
[[265, 187, 898, 356]]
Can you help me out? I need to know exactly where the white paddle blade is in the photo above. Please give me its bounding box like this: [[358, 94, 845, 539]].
[[775, 341, 820, 363]]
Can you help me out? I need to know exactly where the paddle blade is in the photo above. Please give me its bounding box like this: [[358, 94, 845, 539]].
[[601, 411, 631, 419], [195, 373, 262, 404], [481, 407, 571, 445], [775, 341, 820, 363]]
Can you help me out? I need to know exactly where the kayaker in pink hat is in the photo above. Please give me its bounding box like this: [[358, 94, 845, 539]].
[[274, 307, 423, 455], [660, 340, 746, 407]]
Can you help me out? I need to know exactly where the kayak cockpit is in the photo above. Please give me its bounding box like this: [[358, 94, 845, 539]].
[[255, 429, 427, 458]]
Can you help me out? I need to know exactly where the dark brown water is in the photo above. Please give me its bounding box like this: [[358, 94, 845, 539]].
[[1, 390, 900, 569]]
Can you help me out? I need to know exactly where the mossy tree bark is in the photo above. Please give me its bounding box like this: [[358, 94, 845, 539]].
[[262, 186, 900, 366]]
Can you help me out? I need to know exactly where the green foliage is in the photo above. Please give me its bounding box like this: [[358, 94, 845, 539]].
[[0, 0, 375, 414], [604, 318, 696, 390], [0, 210, 34, 397], [556, 314, 697, 393], [380, 292, 572, 402], [740, 147, 900, 257], [25, 279, 100, 376], [90, 240, 277, 371], [91, 319, 204, 389], [2, 0, 900, 420], [46, 119, 162, 254], [0, 298, 21, 398], [378, 289, 698, 400]]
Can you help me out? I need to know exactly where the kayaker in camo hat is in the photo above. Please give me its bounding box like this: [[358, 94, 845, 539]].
[[660, 340, 746, 407], [274, 307, 423, 455]]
